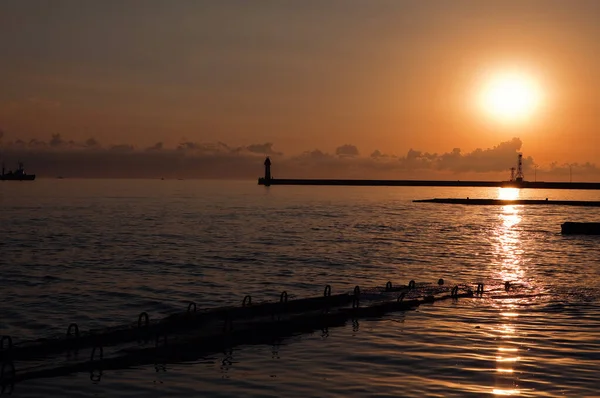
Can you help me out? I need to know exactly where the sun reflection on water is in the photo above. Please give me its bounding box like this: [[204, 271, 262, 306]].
[[491, 188, 525, 395], [493, 389, 521, 396]]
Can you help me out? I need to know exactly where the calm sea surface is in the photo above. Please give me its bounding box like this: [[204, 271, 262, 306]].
[[1, 179, 600, 397]]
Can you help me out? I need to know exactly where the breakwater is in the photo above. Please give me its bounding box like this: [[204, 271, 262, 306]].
[[413, 198, 600, 207], [257, 178, 600, 190]]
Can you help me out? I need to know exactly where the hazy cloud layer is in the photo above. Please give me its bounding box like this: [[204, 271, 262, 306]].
[[335, 144, 360, 157], [246, 143, 282, 156], [0, 135, 598, 181]]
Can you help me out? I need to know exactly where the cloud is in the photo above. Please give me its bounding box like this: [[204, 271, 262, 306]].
[[434, 137, 532, 173], [27, 139, 48, 149], [295, 149, 333, 161], [50, 133, 65, 147], [85, 138, 101, 148], [109, 144, 135, 152], [176, 141, 232, 154], [335, 144, 359, 157], [245, 143, 282, 156], [400, 148, 438, 169], [0, 135, 598, 181], [371, 150, 383, 158], [537, 161, 600, 182], [146, 142, 163, 151]]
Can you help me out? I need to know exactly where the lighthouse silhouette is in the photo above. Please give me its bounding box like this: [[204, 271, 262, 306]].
[[264, 157, 272, 186]]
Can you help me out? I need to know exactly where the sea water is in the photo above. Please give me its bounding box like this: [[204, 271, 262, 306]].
[[1, 179, 600, 397]]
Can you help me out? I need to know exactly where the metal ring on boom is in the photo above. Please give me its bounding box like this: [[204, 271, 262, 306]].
[[89, 346, 103, 384], [323, 285, 332, 297], [352, 286, 361, 309], [0, 361, 15, 384], [1, 381, 14, 395], [66, 323, 80, 340], [138, 312, 149, 329], [280, 291, 288, 303], [451, 286, 459, 298], [385, 281, 392, 291], [476, 283, 484, 294], [187, 302, 197, 313], [90, 345, 103, 362], [90, 369, 102, 383], [0, 336, 12, 352], [408, 280, 416, 289], [222, 313, 233, 333], [242, 295, 252, 307], [155, 332, 168, 348]]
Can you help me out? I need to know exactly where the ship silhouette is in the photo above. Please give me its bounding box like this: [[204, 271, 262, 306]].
[[1, 161, 36, 181]]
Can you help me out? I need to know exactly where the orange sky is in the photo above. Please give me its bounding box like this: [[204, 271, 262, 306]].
[[1, 1, 600, 168]]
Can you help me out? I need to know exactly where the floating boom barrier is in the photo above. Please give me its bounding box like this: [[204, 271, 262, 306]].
[[0, 280, 484, 389]]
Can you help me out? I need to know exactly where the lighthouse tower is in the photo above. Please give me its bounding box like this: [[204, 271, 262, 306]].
[[264, 157, 272, 185]]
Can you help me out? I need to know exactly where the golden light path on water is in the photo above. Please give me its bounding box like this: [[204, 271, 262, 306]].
[[492, 188, 524, 396]]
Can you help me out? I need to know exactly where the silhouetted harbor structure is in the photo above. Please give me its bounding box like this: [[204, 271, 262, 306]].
[[258, 156, 600, 190], [263, 156, 272, 186]]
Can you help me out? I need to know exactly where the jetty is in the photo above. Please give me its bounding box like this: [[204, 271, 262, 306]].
[[413, 198, 600, 207], [257, 155, 600, 190]]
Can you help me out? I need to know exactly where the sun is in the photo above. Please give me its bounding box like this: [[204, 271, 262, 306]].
[[478, 71, 542, 124]]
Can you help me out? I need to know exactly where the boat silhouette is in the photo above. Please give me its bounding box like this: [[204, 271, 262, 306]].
[[1, 161, 36, 181]]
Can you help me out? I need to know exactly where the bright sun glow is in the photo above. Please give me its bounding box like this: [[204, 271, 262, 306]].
[[479, 71, 542, 123]]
